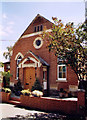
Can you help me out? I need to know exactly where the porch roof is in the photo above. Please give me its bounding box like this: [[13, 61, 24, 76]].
[[18, 51, 49, 67], [38, 56, 49, 66]]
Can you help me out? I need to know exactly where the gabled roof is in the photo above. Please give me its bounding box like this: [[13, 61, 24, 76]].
[[29, 14, 52, 26], [20, 14, 53, 37]]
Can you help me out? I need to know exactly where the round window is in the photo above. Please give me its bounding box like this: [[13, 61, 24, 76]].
[[33, 37, 43, 49], [36, 40, 41, 46]]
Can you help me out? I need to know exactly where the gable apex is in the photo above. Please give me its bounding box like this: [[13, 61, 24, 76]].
[[30, 14, 52, 25], [20, 14, 53, 36]]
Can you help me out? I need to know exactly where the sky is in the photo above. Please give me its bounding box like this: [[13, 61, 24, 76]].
[[0, 0, 86, 62]]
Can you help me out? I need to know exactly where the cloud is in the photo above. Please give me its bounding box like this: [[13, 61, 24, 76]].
[[1, 13, 15, 37], [8, 21, 15, 25], [2, 13, 8, 19], [0, 25, 8, 36], [0, 21, 15, 37], [5, 26, 14, 34]]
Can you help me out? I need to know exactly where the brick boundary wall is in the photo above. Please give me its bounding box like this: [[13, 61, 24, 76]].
[[0, 92, 10, 103], [20, 90, 85, 115]]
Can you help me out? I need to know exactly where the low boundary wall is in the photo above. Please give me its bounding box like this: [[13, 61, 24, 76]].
[[20, 90, 85, 114], [0, 92, 10, 102]]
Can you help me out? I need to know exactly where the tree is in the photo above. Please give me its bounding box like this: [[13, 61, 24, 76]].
[[3, 46, 13, 61], [0, 62, 4, 67], [42, 18, 87, 87], [2, 71, 12, 87]]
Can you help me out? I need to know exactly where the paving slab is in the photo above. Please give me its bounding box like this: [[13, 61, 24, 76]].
[[0, 103, 44, 119]]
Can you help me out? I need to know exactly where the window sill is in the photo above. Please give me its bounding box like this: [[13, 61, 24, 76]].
[[56, 79, 67, 82]]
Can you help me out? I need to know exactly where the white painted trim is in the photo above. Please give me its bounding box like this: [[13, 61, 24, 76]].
[[21, 57, 37, 65], [57, 64, 67, 82], [21, 29, 52, 39], [56, 80, 67, 82], [19, 56, 42, 68], [15, 52, 24, 60], [38, 62, 42, 67], [33, 37, 43, 49], [22, 63, 36, 68], [29, 57, 38, 63], [29, 51, 40, 62]]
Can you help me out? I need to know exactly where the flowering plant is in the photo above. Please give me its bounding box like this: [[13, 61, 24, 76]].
[[21, 89, 31, 96], [32, 90, 43, 97], [1, 87, 11, 93]]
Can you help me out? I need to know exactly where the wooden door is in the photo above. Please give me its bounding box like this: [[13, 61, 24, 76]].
[[24, 67, 35, 90]]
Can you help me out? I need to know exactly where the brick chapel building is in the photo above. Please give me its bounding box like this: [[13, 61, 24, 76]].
[[10, 14, 78, 93]]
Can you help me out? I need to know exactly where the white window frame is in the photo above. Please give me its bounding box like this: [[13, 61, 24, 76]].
[[16, 57, 22, 80], [57, 64, 67, 82]]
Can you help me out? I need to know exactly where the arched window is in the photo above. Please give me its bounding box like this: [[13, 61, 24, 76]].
[[16, 56, 22, 80]]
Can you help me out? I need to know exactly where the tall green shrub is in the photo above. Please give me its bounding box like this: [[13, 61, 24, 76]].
[[2, 71, 12, 87], [31, 78, 43, 92]]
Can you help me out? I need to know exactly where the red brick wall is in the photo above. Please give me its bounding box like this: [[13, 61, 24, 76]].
[[57, 66, 78, 90], [0, 92, 10, 102], [20, 90, 85, 114], [77, 90, 85, 114], [21, 95, 77, 114]]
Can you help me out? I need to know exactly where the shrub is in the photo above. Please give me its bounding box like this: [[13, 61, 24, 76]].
[[2, 71, 12, 87], [13, 80, 23, 96], [32, 90, 43, 97], [21, 89, 31, 96], [31, 78, 43, 92]]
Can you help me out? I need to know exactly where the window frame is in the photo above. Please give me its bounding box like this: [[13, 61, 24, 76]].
[[16, 56, 22, 80], [57, 64, 67, 81], [33, 37, 43, 49]]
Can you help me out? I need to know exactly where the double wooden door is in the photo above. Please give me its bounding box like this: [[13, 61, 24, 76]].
[[24, 67, 35, 90]]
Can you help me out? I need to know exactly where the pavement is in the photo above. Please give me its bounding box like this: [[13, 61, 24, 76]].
[[0, 103, 45, 120]]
